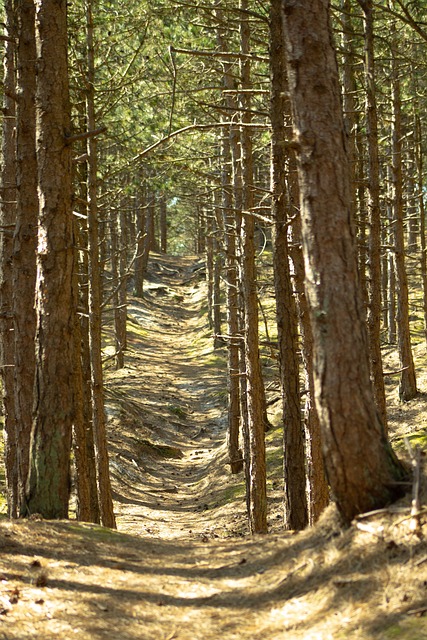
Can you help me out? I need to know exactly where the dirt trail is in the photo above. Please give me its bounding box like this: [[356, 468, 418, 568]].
[[1, 254, 427, 640], [105, 254, 248, 540]]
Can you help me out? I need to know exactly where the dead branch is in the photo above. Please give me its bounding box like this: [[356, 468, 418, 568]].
[[65, 126, 107, 145]]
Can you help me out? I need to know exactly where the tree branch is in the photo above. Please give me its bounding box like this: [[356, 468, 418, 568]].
[[65, 126, 107, 145]]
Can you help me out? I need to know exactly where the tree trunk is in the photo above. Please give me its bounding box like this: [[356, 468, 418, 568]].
[[269, 0, 307, 530], [239, 0, 267, 534], [86, 0, 116, 528], [283, 0, 406, 524], [14, 0, 38, 516], [160, 194, 167, 254], [25, 0, 74, 519], [360, 0, 388, 427], [415, 115, 427, 347], [1, 1, 18, 517], [134, 189, 146, 298], [116, 205, 128, 369], [291, 213, 330, 524], [77, 214, 100, 523], [72, 226, 99, 523], [390, 35, 417, 402]]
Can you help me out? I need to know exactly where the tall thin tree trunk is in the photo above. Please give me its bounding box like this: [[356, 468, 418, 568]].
[[86, 0, 116, 528], [216, 14, 242, 471], [390, 36, 417, 401], [415, 115, 427, 347], [1, 2, 18, 517], [72, 225, 99, 523], [116, 205, 128, 369], [269, 0, 307, 530], [134, 188, 146, 298], [360, 0, 387, 427], [239, 0, 267, 534], [14, 0, 38, 517], [160, 194, 167, 254]]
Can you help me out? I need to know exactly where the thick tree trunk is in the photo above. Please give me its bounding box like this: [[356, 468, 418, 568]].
[[269, 0, 307, 530], [25, 0, 74, 518], [1, 2, 18, 517], [283, 0, 406, 524]]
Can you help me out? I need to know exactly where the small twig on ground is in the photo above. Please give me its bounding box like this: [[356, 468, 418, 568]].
[[406, 606, 427, 617], [275, 561, 308, 587], [354, 507, 406, 521], [355, 522, 385, 538]]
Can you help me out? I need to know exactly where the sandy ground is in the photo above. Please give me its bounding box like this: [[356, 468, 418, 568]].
[[1, 254, 427, 639]]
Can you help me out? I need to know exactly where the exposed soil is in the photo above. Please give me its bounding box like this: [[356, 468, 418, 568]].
[[1, 254, 427, 639]]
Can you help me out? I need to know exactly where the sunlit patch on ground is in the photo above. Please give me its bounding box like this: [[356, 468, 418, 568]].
[[0, 254, 426, 639]]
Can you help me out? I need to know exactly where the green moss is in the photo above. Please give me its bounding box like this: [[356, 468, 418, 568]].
[[134, 436, 184, 459], [218, 482, 245, 504], [127, 319, 149, 338], [381, 620, 427, 639], [394, 429, 427, 451], [167, 404, 187, 419]]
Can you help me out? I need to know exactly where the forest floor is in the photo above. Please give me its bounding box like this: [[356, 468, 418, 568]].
[[1, 253, 427, 639]]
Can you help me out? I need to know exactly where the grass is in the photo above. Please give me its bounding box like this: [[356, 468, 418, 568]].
[[167, 404, 187, 419]]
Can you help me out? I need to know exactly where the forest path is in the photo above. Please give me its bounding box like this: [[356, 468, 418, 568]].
[[1, 254, 427, 640], [105, 253, 250, 541]]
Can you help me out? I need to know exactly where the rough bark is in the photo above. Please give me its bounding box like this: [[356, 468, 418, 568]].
[[72, 225, 99, 523], [14, 0, 38, 516], [291, 214, 330, 524], [1, 1, 18, 517], [269, 0, 308, 530], [76, 214, 100, 523], [283, 0, 406, 524], [239, 0, 267, 534], [360, 0, 388, 427], [25, 0, 74, 518], [390, 38, 417, 402], [215, 15, 243, 472], [86, 0, 116, 528]]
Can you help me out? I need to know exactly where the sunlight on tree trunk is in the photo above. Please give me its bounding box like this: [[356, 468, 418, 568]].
[[25, 0, 74, 519], [283, 0, 406, 524]]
